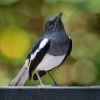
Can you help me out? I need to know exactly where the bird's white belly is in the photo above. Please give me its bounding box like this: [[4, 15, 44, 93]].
[[36, 54, 65, 71]]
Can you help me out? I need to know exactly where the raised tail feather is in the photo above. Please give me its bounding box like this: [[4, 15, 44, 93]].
[[9, 63, 29, 86]]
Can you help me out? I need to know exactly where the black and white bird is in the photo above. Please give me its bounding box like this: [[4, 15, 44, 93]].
[[9, 12, 72, 86]]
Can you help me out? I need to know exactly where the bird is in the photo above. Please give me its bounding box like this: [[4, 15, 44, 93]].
[[9, 12, 72, 86]]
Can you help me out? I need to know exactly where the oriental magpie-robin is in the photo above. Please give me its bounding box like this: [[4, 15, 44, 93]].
[[9, 12, 72, 86]]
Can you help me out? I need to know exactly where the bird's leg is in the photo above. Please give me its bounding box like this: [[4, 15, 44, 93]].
[[47, 71, 58, 86], [36, 71, 44, 86]]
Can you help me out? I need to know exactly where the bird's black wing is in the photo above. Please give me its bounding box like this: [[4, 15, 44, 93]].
[[27, 38, 50, 80], [66, 37, 72, 56]]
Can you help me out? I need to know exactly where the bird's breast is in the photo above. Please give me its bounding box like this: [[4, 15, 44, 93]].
[[48, 39, 69, 56], [36, 54, 65, 71]]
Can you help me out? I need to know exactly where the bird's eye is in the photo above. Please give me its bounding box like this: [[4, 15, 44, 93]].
[[47, 21, 53, 28]]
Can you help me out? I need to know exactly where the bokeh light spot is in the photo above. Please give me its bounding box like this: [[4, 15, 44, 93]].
[[0, 26, 30, 59], [71, 59, 97, 85], [56, 64, 73, 85], [71, 33, 100, 59]]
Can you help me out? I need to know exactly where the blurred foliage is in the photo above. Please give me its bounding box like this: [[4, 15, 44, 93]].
[[0, 0, 19, 6], [0, 0, 100, 86]]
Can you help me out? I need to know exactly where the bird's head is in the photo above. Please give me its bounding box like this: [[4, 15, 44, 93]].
[[45, 12, 65, 33]]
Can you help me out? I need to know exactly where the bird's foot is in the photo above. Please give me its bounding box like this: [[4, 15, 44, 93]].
[[54, 83, 59, 86], [37, 84, 52, 87]]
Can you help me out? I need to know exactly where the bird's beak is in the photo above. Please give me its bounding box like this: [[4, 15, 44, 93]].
[[58, 12, 63, 18], [56, 12, 63, 21]]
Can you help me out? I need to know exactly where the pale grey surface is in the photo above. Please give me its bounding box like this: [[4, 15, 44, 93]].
[[0, 86, 100, 100]]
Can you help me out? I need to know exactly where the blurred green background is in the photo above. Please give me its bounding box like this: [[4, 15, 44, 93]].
[[0, 0, 100, 86]]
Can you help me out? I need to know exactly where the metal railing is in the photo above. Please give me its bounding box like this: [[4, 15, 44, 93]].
[[0, 86, 100, 100]]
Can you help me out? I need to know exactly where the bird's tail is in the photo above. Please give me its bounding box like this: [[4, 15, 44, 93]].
[[9, 63, 29, 86]]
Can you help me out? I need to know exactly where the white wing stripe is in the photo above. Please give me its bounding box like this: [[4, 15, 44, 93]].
[[30, 38, 49, 61], [30, 49, 39, 61], [39, 38, 48, 49]]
